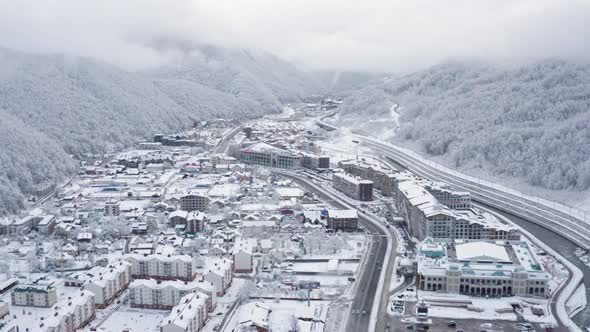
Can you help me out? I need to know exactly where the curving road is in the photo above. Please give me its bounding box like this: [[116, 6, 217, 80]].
[[272, 170, 396, 332]]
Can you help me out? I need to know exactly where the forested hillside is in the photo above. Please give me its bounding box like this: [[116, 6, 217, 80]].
[[0, 46, 321, 215], [337, 60, 590, 191]]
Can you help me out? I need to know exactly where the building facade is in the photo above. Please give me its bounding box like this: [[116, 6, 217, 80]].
[[339, 160, 397, 196], [416, 238, 549, 298], [84, 260, 132, 308], [160, 292, 209, 332], [42, 291, 95, 332], [240, 142, 302, 169], [204, 260, 233, 296], [11, 285, 57, 308], [332, 172, 373, 201], [126, 254, 198, 281], [326, 209, 358, 231], [129, 279, 216, 310], [180, 193, 209, 212]]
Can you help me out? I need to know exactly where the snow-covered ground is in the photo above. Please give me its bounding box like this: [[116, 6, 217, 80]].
[[567, 284, 588, 317]]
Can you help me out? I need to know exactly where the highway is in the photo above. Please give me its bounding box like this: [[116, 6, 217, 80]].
[[357, 136, 584, 331], [272, 170, 396, 332], [213, 125, 243, 154], [315, 117, 585, 329], [360, 136, 590, 250]]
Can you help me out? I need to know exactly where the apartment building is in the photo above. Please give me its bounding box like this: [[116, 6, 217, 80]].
[[203, 260, 233, 296], [187, 211, 207, 233], [84, 260, 132, 307], [180, 193, 209, 212], [240, 142, 302, 169], [332, 172, 373, 201], [160, 292, 209, 332], [326, 209, 358, 231], [129, 279, 216, 310], [232, 238, 255, 273], [41, 291, 95, 332], [339, 159, 397, 196], [104, 200, 120, 216], [11, 285, 57, 308], [302, 154, 330, 170], [416, 238, 549, 298], [425, 183, 472, 210], [126, 254, 198, 281], [395, 179, 519, 241]]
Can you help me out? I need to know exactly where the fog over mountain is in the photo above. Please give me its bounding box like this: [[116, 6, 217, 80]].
[[1, 0, 589, 214], [336, 60, 590, 192], [0, 46, 321, 215]]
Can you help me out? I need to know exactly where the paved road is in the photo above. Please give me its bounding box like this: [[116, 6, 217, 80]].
[[273, 171, 395, 332], [365, 140, 575, 331], [213, 125, 242, 154]]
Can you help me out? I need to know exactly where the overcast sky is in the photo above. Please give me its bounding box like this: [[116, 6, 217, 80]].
[[1, 0, 589, 72]]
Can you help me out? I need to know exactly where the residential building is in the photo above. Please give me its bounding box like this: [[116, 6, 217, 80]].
[[104, 200, 120, 216], [326, 209, 358, 231], [395, 179, 519, 241], [169, 210, 189, 227], [302, 154, 330, 170], [129, 279, 216, 311], [180, 193, 209, 212], [233, 238, 255, 273], [339, 159, 397, 196], [332, 172, 373, 201], [187, 211, 207, 233], [203, 260, 233, 296], [160, 292, 209, 332], [126, 254, 198, 281], [37, 215, 57, 235], [11, 285, 57, 308], [416, 238, 549, 298], [41, 290, 95, 332], [84, 260, 132, 307], [425, 183, 472, 210], [240, 142, 301, 169]]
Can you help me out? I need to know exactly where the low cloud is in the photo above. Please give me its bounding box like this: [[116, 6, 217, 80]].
[[1, 0, 589, 71]]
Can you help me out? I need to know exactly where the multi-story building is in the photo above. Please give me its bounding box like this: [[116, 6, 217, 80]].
[[187, 211, 207, 233], [416, 238, 549, 298], [41, 290, 95, 332], [232, 238, 255, 273], [180, 193, 209, 212], [129, 279, 216, 311], [302, 154, 330, 170], [126, 254, 198, 281], [37, 215, 57, 235], [326, 209, 358, 231], [11, 285, 57, 308], [84, 260, 132, 308], [169, 210, 189, 227], [204, 260, 233, 296], [160, 292, 209, 332], [240, 142, 302, 169], [395, 179, 519, 241], [339, 159, 397, 196], [104, 200, 120, 216], [425, 183, 472, 210], [333, 172, 373, 201]]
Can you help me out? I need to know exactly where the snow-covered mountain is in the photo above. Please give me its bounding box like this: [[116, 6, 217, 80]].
[[0, 46, 322, 215], [336, 60, 590, 192]]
